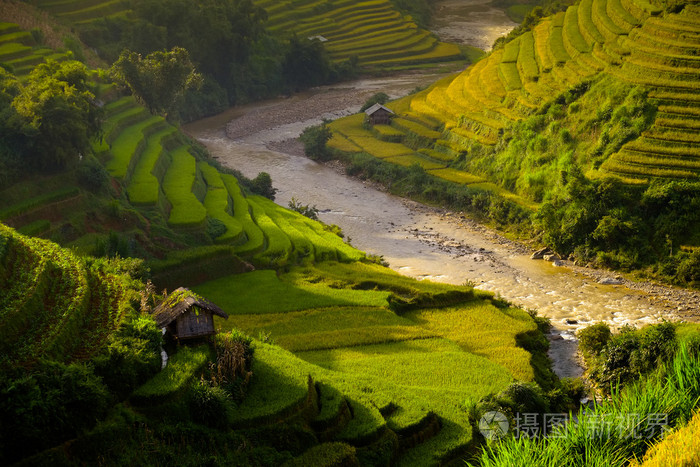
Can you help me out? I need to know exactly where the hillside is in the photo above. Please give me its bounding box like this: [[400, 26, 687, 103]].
[[326, 0, 700, 281], [0, 224, 554, 465], [0, 223, 141, 366], [0, 18, 558, 465], [23, 0, 463, 71]]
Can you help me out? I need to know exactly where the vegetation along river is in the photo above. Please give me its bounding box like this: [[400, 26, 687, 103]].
[[184, 5, 700, 379]]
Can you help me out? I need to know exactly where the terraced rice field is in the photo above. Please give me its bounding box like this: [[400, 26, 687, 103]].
[[253, 0, 462, 69], [0, 22, 71, 76], [26, 0, 462, 70], [329, 0, 700, 199], [192, 262, 538, 465], [0, 224, 138, 365]]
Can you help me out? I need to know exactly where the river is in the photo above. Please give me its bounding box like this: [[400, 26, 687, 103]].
[[183, 2, 699, 378]]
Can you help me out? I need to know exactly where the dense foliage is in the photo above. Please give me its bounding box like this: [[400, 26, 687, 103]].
[[110, 47, 202, 119], [577, 321, 690, 393], [0, 60, 102, 180], [77, 0, 358, 121]]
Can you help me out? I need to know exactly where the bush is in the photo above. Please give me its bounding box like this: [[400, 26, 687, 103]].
[[288, 197, 319, 220], [300, 122, 332, 161], [589, 322, 678, 393], [359, 92, 390, 112], [577, 322, 611, 361], [187, 379, 232, 428], [0, 361, 110, 463], [251, 172, 277, 200], [206, 217, 227, 240], [209, 330, 254, 403]]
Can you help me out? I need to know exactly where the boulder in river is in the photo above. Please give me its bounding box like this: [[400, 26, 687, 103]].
[[530, 248, 552, 260], [599, 277, 623, 285], [544, 253, 561, 262]]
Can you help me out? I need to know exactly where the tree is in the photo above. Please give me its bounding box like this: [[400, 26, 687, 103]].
[[360, 92, 390, 112], [250, 172, 277, 200], [282, 36, 331, 91], [300, 121, 332, 161], [110, 46, 202, 119], [11, 60, 102, 170]]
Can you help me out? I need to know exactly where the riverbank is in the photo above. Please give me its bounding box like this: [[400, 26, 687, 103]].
[[186, 69, 700, 380]]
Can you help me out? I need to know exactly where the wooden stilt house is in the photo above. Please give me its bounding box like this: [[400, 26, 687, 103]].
[[365, 103, 394, 125], [152, 287, 228, 340]]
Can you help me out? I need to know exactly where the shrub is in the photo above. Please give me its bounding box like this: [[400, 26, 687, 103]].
[[92, 335, 161, 399], [300, 122, 333, 161], [209, 330, 254, 403], [206, 217, 227, 240], [588, 322, 678, 393], [577, 322, 612, 361], [250, 172, 277, 200], [0, 361, 110, 463], [359, 92, 390, 112], [288, 197, 319, 220], [187, 379, 231, 428]]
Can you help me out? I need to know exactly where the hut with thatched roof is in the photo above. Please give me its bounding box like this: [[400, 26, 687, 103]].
[[364, 103, 394, 125], [152, 287, 228, 340]]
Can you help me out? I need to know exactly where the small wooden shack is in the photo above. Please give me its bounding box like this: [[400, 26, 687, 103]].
[[152, 287, 228, 340], [365, 103, 394, 125]]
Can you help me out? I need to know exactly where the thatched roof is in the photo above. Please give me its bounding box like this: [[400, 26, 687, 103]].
[[152, 287, 228, 328], [364, 103, 394, 116]]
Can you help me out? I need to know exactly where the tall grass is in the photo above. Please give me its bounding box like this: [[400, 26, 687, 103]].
[[473, 343, 700, 466]]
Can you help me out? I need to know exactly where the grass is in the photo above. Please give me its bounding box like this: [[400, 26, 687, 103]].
[[105, 115, 165, 179], [248, 196, 293, 267], [548, 17, 571, 66], [249, 0, 462, 68], [161, 146, 207, 227], [199, 162, 244, 243], [126, 127, 176, 205], [473, 343, 700, 467], [131, 345, 210, 405], [384, 154, 445, 170], [502, 37, 521, 63], [193, 269, 390, 317], [300, 338, 513, 394], [630, 410, 700, 466], [563, 6, 592, 54], [498, 61, 523, 91], [429, 168, 486, 185], [518, 31, 540, 82], [0, 186, 80, 220], [327, 133, 361, 153], [221, 174, 265, 255], [533, 20, 554, 73], [404, 304, 537, 381], [0, 225, 138, 364]]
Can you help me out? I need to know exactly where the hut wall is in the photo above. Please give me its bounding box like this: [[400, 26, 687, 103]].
[[176, 309, 215, 339], [369, 110, 392, 125]]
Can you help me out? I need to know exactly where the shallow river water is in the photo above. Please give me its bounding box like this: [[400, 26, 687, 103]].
[[182, 6, 696, 378]]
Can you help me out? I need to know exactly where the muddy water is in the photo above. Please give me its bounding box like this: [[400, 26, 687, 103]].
[[432, 0, 518, 50]]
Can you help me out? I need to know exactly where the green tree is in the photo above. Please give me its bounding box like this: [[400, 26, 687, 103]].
[[300, 121, 332, 161], [110, 46, 202, 118], [250, 172, 277, 200], [11, 60, 102, 170], [360, 92, 390, 112], [282, 36, 331, 92]]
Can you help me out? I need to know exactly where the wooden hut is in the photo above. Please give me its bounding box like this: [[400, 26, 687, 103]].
[[152, 287, 228, 340], [365, 103, 394, 125]]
